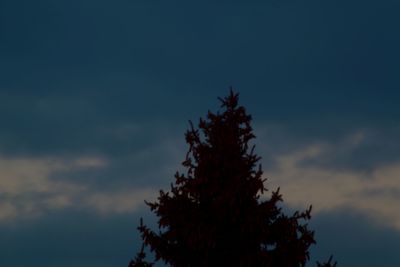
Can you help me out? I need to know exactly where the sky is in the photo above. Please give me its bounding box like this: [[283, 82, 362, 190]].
[[0, 0, 400, 266]]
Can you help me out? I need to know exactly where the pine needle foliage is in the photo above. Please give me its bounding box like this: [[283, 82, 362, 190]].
[[129, 90, 336, 267]]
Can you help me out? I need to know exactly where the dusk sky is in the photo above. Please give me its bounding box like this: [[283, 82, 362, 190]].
[[1, 0, 400, 266]]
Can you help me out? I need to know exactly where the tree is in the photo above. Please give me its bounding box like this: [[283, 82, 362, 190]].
[[129, 90, 336, 267]]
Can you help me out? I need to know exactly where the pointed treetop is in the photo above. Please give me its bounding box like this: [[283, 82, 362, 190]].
[[218, 88, 239, 109]]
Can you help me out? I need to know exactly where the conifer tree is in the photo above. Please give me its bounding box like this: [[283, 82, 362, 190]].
[[129, 90, 336, 267]]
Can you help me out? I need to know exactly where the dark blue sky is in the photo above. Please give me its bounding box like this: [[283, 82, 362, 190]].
[[1, 0, 400, 266]]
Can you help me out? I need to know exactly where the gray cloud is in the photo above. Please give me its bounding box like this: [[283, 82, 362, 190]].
[[0, 153, 159, 221], [255, 123, 400, 173], [261, 136, 400, 230]]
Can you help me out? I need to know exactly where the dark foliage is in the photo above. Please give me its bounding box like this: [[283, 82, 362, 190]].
[[129, 91, 336, 266], [317, 256, 337, 267], [129, 238, 154, 267]]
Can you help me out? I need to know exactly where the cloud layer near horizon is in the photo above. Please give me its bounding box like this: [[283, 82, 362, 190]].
[[2, 124, 399, 234]]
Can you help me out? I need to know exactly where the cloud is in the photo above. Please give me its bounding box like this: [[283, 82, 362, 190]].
[[0, 156, 85, 220], [0, 154, 156, 222], [264, 133, 400, 230], [73, 156, 108, 168], [85, 189, 157, 215]]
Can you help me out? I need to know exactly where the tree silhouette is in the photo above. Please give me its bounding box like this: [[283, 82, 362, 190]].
[[129, 90, 336, 267]]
